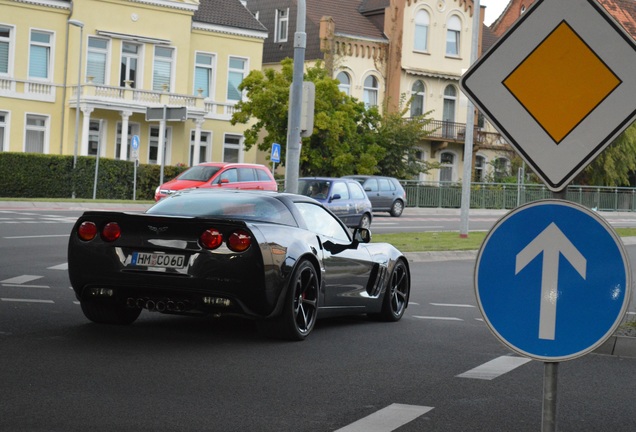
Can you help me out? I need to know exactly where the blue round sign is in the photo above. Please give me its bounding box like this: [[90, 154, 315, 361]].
[[475, 200, 631, 361], [131, 135, 140, 150]]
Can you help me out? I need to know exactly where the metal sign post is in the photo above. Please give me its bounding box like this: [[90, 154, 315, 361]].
[[146, 106, 187, 187], [131, 135, 140, 201]]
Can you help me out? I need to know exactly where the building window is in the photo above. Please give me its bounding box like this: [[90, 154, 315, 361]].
[[153, 46, 174, 92], [493, 157, 511, 182], [414, 10, 430, 52], [275, 9, 289, 42], [0, 111, 7, 151], [336, 71, 351, 95], [149, 126, 171, 165], [29, 30, 52, 80], [0, 25, 12, 75], [25, 114, 47, 153], [363, 75, 379, 108], [190, 130, 211, 165], [120, 42, 139, 88], [223, 134, 241, 162], [87, 120, 104, 156], [227, 57, 246, 102], [87, 37, 108, 85], [410, 80, 425, 116], [443, 85, 457, 137], [474, 155, 486, 182], [194, 52, 215, 98], [446, 15, 461, 57], [440, 151, 455, 182]]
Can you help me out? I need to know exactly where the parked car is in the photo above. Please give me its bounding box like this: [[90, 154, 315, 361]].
[[67, 189, 410, 340], [297, 177, 373, 228], [343, 175, 407, 217], [154, 162, 277, 201]]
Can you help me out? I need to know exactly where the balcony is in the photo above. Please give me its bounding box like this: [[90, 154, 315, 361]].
[[420, 119, 508, 149]]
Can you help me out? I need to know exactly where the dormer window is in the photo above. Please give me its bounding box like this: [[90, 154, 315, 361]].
[[275, 8, 289, 43]]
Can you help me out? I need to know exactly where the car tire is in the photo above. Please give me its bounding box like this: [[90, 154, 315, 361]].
[[80, 299, 141, 325], [359, 213, 372, 229], [390, 200, 404, 217], [261, 260, 319, 341], [379, 259, 410, 321]]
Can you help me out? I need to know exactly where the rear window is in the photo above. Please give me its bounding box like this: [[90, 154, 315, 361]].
[[148, 192, 297, 226]]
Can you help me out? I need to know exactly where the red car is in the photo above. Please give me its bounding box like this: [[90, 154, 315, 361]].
[[154, 162, 277, 201]]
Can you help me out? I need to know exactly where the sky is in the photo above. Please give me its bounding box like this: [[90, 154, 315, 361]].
[[480, 0, 509, 25]]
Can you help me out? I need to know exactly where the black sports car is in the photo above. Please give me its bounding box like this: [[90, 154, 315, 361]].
[[68, 189, 411, 340]]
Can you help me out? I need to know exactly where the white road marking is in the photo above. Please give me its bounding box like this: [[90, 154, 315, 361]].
[[1, 284, 49, 289], [48, 263, 68, 270], [413, 316, 463, 321], [4, 234, 69, 239], [456, 356, 531, 380], [430, 303, 475, 308], [1, 275, 43, 285], [1, 298, 54, 304], [334, 403, 433, 432]]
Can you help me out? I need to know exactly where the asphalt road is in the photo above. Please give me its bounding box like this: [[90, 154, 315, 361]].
[[1, 204, 636, 431]]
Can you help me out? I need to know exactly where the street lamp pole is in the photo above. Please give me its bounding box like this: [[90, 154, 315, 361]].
[[68, 19, 84, 198]]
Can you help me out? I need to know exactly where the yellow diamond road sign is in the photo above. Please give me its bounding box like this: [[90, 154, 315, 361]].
[[460, 0, 636, 191]]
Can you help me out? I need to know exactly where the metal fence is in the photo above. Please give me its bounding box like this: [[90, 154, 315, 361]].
[[402, 182, 636, 211]]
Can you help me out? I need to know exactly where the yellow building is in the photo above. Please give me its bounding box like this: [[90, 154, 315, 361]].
[[0, 0, 267, 167]]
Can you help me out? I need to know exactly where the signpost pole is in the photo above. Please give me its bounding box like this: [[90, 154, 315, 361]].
[[542, 362, 559, 432], [158, 106, 167, 186]]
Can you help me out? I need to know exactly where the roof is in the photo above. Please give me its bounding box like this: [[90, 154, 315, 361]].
[[600, 0, 636, 38], [194, 0, 267, 32], [306, 0, 386, 41]]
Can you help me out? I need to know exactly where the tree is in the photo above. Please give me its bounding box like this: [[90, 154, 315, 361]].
[[369, 96, 438, 179], [575, 122, 636, 186], [232, 59, 381, 176], [231, 59, 436, 178]]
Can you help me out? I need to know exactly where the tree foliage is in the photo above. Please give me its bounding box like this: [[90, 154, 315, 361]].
[[231, 59, 434, 178], [575, 122, 636, 186]]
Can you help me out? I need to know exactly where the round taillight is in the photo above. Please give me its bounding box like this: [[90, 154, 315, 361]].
[[200, 228, 223, 250], [78, 221, 98, 241], [227, 229, 252, 252], [101, 222, 121, 242]]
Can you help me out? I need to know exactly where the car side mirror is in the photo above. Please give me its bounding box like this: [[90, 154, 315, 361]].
[[353, 227, 371, 243], [220, 178, 230, 184], [322, 228, 371, 255], [330, 194, 341, 203]]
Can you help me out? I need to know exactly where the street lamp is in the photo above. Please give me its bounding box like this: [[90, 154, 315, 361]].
[[68, 19, 84, 198]]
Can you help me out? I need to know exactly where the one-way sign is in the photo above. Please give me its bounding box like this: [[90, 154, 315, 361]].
[[460, 0, 636, 191], [475, 200, 631, 361]]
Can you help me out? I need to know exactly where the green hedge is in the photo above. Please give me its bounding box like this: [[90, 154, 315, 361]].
[[0, 153, 187, 200]]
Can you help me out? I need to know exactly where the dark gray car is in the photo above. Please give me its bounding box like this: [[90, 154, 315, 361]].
[[343, 175, 407, 217]]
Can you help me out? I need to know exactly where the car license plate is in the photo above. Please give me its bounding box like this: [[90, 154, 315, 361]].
[[131, 252, 186, 269]]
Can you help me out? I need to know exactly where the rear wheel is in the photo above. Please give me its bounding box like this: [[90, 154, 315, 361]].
[[379, 259, 410, 321], [359, 213, 372, 229], [80, 299, 141, 325], [263, 260, 318, 341], [390, 200, 404, 217]]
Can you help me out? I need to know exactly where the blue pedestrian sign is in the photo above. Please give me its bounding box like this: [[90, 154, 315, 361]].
[[475, 200, 631, 361], [271, 143, 281, 163], [131, 135, 140, 150]]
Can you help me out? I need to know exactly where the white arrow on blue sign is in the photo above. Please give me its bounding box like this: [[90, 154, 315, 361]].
[[475, 200, 631, 361], [131, 135, 140, 150], [271, 143, 281, 163]]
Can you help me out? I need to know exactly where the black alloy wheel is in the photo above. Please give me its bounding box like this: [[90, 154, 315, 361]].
[[281, 260, 319, 340], [380, 259, 410, 321]]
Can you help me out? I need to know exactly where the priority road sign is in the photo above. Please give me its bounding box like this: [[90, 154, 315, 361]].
[[460, 0, 636, 191], [475, 200, 630, 361]]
